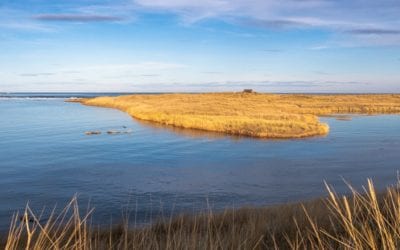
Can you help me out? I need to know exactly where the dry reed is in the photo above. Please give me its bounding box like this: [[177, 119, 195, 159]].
[[4, 178, 400, 249]]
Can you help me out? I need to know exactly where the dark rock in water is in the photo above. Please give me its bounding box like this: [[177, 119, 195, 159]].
[[122, 126, 127, 128], [335, 115, 352, 121], [107, 130, 122, 135], [107, 129, 132, 135], [85, 131, 101, 135]]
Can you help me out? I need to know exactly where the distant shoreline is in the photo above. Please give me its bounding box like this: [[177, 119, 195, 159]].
[[4, 91, 400, 99]]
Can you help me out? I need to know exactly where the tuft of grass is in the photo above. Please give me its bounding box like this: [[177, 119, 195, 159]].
[[79, 93, 400, 138], [5, 178, 400, 249], [5, 195, 94, 249]]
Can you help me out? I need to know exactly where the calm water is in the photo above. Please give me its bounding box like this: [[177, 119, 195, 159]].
[[1, 95, 400, 230]]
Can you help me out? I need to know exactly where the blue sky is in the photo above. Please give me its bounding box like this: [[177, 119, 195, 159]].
[[1, 0, 400, 92]]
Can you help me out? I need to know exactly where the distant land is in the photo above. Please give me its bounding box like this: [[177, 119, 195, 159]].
[[77, 92, 400, 139]]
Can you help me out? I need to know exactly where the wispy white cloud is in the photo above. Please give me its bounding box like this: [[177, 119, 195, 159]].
[[347, 28, 400, 35], [0, 22, 54, 32], [133, 0, 400, 45], [11, 61, 186, 83], [33, 14, 125, 22], [0, 2, 136, 33], [50, 2, 138, 24], [19, 73, 56, 77], [0, 7, 55, 32], [3, 0, 400, 46], [76, 62, 187, 72]]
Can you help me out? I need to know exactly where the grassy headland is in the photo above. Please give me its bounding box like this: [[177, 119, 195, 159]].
[[78, 93, 400, 139]]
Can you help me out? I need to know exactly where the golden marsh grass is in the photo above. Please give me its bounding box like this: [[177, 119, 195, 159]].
[[79, 93, 400, 139], [5, 179, 400, 249]]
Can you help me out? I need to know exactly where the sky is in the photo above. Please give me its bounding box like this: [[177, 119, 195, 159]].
[[0, 0, 400, 93]]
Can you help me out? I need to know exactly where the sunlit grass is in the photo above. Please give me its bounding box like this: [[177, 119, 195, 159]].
[[79, 93, 400, 138], [5, 179, 400, 249]]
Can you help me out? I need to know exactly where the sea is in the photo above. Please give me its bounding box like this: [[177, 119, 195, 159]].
[[1, 92, 400, 230]]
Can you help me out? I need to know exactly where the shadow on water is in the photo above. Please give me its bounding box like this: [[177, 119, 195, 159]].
[[134, 119, 245, 141]]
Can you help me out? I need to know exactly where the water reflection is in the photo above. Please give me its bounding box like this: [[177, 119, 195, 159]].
[[135, 119, 244, 141]]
